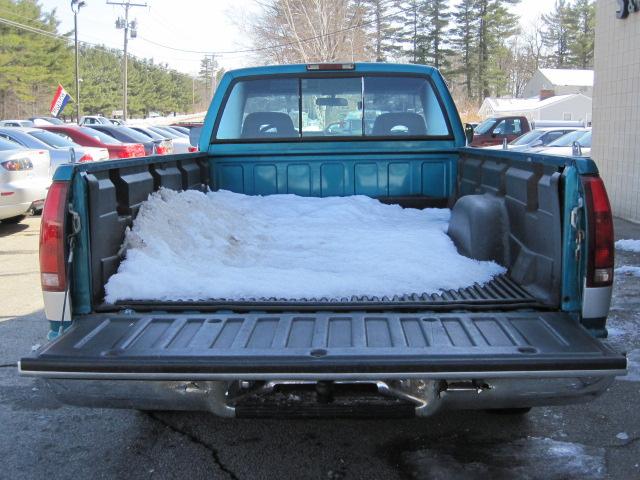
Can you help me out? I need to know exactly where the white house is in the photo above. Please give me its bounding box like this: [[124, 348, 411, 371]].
[[521, 68, 594, 98], [478, 93, 592, 124]]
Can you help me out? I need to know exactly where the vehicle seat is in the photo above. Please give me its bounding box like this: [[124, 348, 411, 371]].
[[241, 112, 297, 138], [371, 113, 427, 136]]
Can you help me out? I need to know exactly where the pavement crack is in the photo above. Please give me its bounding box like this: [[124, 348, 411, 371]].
[[146, 412, 240, 480]]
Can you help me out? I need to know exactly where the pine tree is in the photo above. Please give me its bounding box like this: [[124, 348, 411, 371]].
[[450, 0, 477, 99], [422, 0, 452, 71], [541, 0, 572, 67], [361, 0, 402, 61], [566, 0, 595, 68]]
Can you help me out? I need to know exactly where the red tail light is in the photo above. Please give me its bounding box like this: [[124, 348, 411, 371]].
[[79, 154, 93, 162], [155, 145, 168, 155], [582, 176, 614, 287], [188, 145, 198, 152], [39, 181, 69, 292]]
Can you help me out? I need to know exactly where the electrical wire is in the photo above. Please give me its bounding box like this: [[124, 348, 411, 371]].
[[137, 0, 410, 55]]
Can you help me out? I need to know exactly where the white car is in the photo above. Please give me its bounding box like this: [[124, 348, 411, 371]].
[[0, 119, 34, 127], [0, 137, 50, 223], [537, 130, 592, 157]]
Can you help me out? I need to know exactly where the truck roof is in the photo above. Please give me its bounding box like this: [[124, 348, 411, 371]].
[[222, 63, 440, 79]]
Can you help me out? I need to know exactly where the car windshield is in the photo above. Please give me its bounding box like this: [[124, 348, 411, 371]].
[[150, 126, 180, 139], [29, 129, 77, 148], [134, 128, 166, 141], [547, 130, 587, 147], [473, 118, 497, 135], [78, 127, 123, 145], [510, 130, 543, 146], [0, 137, 22, 151], [577, 131, 591, 147]]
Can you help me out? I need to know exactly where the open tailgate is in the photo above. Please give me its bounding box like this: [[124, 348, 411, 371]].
[[20, 312, 626, 379]]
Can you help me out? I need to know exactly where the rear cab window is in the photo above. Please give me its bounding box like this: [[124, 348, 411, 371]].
[[214, 74, 451, 142]]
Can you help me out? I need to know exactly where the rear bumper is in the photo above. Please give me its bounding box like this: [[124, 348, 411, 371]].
[[39, 376, 615, 417]]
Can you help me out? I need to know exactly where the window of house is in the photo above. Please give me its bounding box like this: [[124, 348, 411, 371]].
[[563, 112, 572, 121]]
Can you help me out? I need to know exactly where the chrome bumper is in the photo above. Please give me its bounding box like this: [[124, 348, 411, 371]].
[[43, 376, 614, 417]]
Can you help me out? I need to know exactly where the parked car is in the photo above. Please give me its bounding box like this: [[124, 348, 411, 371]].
[[146, 126, 195, 153], [484, 127, 578, 151], [153, 125, 188, 138], [29, 116, 65, 126], [538, 130, 592, 157], [168, 125, 190, 136], [127, 126, 173, 154], [79, 115, 111, 126], [470, 116, 531, 147], [0, 119, 34, 127], [109, 118, 125, 126], [0, 136, 50, 222], [22, 63, 625, 418], [39, 125, 145, 159], [527, 129, 590, 153], [0, 127, 105, 177], [87, 125, 162, 156]]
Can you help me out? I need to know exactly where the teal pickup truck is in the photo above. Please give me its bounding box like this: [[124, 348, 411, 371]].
[[20, 63, 626, 417]]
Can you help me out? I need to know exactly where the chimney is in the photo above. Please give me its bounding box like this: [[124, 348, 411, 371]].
[[539, 89, 555, 100]]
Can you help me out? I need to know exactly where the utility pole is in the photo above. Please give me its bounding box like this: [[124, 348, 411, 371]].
[[208, 54, 217, 101], [108, 0, 146, 121], [71, 0, 86, 123]]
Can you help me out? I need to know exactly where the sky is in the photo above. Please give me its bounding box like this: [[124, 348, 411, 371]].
[[35, 0, 559, 75]]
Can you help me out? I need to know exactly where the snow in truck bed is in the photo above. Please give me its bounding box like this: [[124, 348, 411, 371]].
[[104, 189, 506, 303]]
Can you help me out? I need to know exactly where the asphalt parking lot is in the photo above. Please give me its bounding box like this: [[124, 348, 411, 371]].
[[1, 216, 639, 480]]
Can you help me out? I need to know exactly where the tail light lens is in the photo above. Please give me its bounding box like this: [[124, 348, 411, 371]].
[[188, 145, 198, 152], [582, 175, 614, 287], [1, 158, 33, 171], [40, 181, 69, 292], [79, 154, 93, 162], [155, 144, 167, 155]]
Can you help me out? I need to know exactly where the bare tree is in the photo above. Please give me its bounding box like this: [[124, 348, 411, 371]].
[[249, 0, 370, 64]]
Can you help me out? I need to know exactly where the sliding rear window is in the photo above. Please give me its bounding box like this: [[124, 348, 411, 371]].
[[214, 75, 451, 141]]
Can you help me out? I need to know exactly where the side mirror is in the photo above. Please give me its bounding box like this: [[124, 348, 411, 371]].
[[531, 140, 542, 147], [189, 126, 202, 147], [464, 124, 474, 145], [491, 132, 498, 138]]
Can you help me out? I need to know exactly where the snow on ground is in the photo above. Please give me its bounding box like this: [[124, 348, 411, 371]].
[[401, 437, 606, 480], [105, 189, 506, 302], [615, 266, 640, 278], [616, 239, 640, 253]]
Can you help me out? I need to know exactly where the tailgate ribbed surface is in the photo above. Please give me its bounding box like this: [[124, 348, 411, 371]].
[[21, 312, 626, 378], [112, 275, 539, 311]]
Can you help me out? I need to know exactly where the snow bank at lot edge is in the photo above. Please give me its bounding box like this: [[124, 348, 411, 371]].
[[615, 239, 640, 253], [105, 189, 506, 302]]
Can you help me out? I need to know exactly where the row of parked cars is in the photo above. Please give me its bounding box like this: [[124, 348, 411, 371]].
[[0, 116, 200, 224], [485, 127, 592, 156]]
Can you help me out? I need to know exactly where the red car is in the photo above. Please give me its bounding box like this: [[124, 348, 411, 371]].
[[39, 125, 146, 160]]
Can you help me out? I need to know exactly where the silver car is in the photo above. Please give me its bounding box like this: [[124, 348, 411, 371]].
[[0, 137, 50, 223], [0, 127, 107, 178]]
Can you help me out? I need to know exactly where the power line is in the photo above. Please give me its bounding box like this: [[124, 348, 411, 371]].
[[138, 0, 408, 56], [0, 15, 203, 68]]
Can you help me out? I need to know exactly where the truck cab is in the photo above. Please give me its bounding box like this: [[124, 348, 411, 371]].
[[470, 116, 531, 147]]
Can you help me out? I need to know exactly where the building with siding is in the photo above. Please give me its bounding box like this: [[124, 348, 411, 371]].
[[521, 69, 594, 99], [592, 0, 640, 222]]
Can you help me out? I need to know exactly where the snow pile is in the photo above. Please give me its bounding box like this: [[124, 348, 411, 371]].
[[104, 189, 506, 303], [615, 266, 640, 278], [615, 239, 640, 253]]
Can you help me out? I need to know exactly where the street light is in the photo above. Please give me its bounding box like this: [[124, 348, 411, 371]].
[[70, 0, 86, 124]]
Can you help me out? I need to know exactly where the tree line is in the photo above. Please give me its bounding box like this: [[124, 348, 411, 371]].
[[248, 0, 596, 108], [0, 0, 210, 119]]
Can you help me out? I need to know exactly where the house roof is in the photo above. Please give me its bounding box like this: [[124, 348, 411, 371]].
[[482, 94, 588, 113], [538, 68, 594, 87]]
